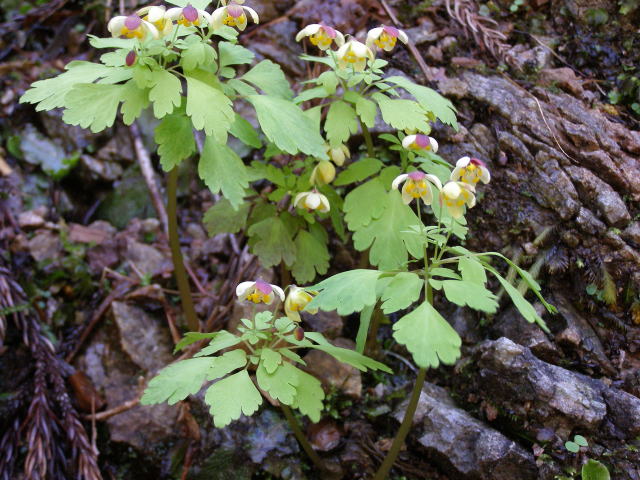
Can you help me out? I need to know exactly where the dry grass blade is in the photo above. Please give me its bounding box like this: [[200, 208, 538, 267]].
[[446, 0, 515, 65]]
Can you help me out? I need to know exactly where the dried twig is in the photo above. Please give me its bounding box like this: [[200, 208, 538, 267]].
[[82, 396, 141, 422], [446, 0, 515, 66]]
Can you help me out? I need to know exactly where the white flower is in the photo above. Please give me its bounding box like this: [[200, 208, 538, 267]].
[[295, 24, 345, 50], [137, 5, 172, 36], [392, 171, 442, 205], [439, 181, 476, 219], [165, 4, 212, 28], [366, 25, 408, 52], [293, 190, 330, 213], [236, 279, 285, 304], [336, 39, 375, 72], [310, 161, 336, 186], [107, 14, 159, 39], [328, 144, 350, 166], [401, 134, 438, 153], [450, 156, 490, 185], [211, 0, 259, 31], [284, 286, 318, 323]]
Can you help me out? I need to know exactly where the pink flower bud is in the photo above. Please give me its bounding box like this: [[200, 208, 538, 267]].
[[294, 327, 305, 341], [125, 50, 136, 66]]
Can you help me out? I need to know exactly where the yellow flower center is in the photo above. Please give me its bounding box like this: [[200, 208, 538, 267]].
[[460, 165, 482, 184], [121, 26, 144, 39], [375, 32, 397, 49], [223, 12, 246, 26], [343, 50, 360, 63], [178, 16, 200, 26], [247, 291, 270, 304], [310, 31, 332, 48], [405, 180, 428, 198]]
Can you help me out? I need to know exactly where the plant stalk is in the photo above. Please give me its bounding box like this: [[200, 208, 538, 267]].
[[360, 119, 375, 158], [167, 167, 199, 332], [281, 405, 326, 472]]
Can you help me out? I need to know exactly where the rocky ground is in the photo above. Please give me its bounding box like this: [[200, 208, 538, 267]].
[[0, 0, 639, 479]]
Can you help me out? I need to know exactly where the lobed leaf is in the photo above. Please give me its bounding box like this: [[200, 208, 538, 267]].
[[141, 357, 215, 405], [155, 113, 196, 171], [186, 70, 234, 143], [325, 100, 358, 147], [308, 269, 382, 315], [380, 272, 423, 314], [205, 370, 263, 428], [198, 137, 249, 208], [203, 199, 250, 236], [291, 230, 329, 284]]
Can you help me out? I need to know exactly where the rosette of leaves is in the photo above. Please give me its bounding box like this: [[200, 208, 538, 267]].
[[19, 0, 327, 211], [140, 311, 390, 428]]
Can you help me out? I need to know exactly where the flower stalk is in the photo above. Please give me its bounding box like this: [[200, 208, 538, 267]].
[[281, 404, 326, 472], [167, 167, 199, 332]]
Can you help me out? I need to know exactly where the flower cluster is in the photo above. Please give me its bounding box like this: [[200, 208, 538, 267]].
[[236, 280, 316, 323], [108, 1, 259, 39], [295, 23, 408, 72], [393, 146, 491, 219]]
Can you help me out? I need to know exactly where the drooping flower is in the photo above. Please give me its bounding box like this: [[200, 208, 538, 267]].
[[295, 24, 345, 50], [450, 156, 490, 185], [392, 171, 442, 205], [401, 134, 438, 153], [293, 190, 330, 213], [236, 279, 285, 304], [211, 0, 259, 31], [165, 4, 212, 28], [107, 14, 159, 39], [366, 25, 408, 52], [327, 144, 350, 166], [137, 5, 173, 36], [125, 50, 137, 66], [439, 181, 476, 219], [284, 286, 318, 323], [336, 39, 375, 72], [310, 161, 336, 186]]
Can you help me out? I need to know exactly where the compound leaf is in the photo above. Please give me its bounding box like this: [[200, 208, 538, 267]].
[[186, 70, 233, 142], [291, 230, 329, 284], [308, 269, 381, 315], [441, 280, 498, 313], [203, 199, 250, 236], [148, 69, 182, 118], [325, 100, 358, 147], [291, 369, 324, 422], [62, 83, 125, 133], [198, 137, 248, 208], [207, 349, 247, 381], [343, 178, 387, 231], [141, 357, 215, 405], [392, 301, 462, 368], [247, 216, 296, 267], [194, 330, 242, 357], [155, 113, 196, 171], [241, 60, 292, 99], [380, 272, 423, 314], [373, 94, 429, 132], [256, 361, 298, 404], [335, 157, 382, 186]]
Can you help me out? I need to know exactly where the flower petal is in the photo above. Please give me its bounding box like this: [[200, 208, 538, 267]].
[[243, 5, 259, 24], [425, 174, 443, 190], [397, 29, 409, 44], [391, 173, 408, 190], [236, 281, 255, 297], [401, 135, 417, 149], [271, 285, 285, 301]]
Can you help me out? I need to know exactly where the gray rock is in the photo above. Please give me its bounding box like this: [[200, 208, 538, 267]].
[[492, 305, 558, 360], [622, 221, 640, 247], [474, 338, 640, 439], [124, 239, 168, 277], [301, 309, 343, 339], [27, 229, 62, 262], [79, 154, 123, 182], [394, 383, 537, 479], [303, 338, 361, 398]]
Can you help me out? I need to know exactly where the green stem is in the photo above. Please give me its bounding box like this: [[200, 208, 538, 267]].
[[373, 202, 431, 479], [360, 119, 375, 158], [167, 167, 199, 332], [364, 305, 384, 357], [281, 405, 326, 472]]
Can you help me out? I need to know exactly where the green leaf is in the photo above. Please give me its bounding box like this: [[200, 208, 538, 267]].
[[87, 35, 136, 49], [247, 216, 296, 267], [574, 435, 588, 447], [304, 332, 391, 373], [485, 266, 550, 333], [141, 357, 215, 405], [120, 79, 149, 125], [203, 199, 250, 236], [581, 459, 610, 480], [229, 114, 262, 148], [207, 349, 247, 381], [259, 348, 282, 374], [290, 369, 324, 422], [291, 230, 329, 284], [205, 370, 263, 428], [155, 113, 196, 171], [308, 269, 381, 315], [198, 137, 248, 208], [218, 42, 255, 68], [392, 301, 462, 368], [373, 94, 429, 132], [294, 86, 329, 103], [343, 178, 388, 231], [181, 42, 217, 71], [441, 280, 498, 313], [325, 100, 358, 147], [148, 69, 182, 118], [380, 272, 423, 314], [355, 95, 378, 128], [62, 83, 125, 133], [194, 330, 242, 357], [20, 61, 115, 111], [174, 332, 218, 352], [352, 190, 424, 270], [186, 70, 234, 142], [334, 157, 382, 186], [247, 95, 327, 158], [565, 441, 580, 453], [458, 256, 487, 285], [256, 361, 298, 404], [241, 60, 293, 99], [385, 76, 458, 129]]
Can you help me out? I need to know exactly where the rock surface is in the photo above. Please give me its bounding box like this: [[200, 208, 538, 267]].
[[394, 383, 537, 479]]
